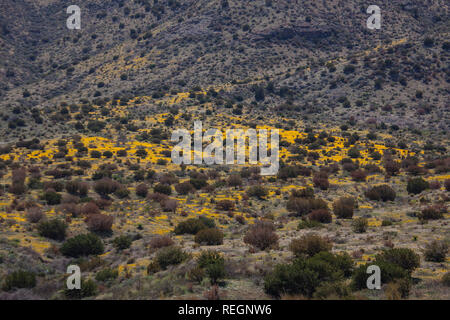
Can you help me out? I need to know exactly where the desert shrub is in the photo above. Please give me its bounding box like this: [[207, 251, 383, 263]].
[[376, 248, 420, 274], [156, 246, 187, 269], [347, 147, 361, 159], [429, 180, 441, 190], [60, 233, 104, 257], [382, 219, 393, 227], [312, 172, 329, 190], [64, 278, 97, 299], [41, 190, 62, 205], [86, 214, 113, 233], [287, 197, 328, 216], [246, 185, 268, 199], [352, 261, 409, 290], [216, 200, 235, 211], [187, 266, 205, 283], [442, 272, 450, 287], [308, 209, 332, 223], [114, 187, 130, 198], [407, 177, 429, 194], [351, 169, 367, 182], [174, 217, 215, 235], [227, 174, 243, 188], [197, 250, 224, 268], [243, 221, 278, 250], [80, 202, 100, 215], [365, 185, 396, 201], [333, 197, 355, 219], [190, 178, 207, 190], [313, 281, 353, 300], [235, 215, 246, 224], [197, 250, 225, 284], [445, 179, 450, 191], [153, 183, 172, 195], [112, 235, 132, 250], [26, 207, 44, 223], [94, 178, 119, 197], [95, 268, 118, 282], [298, 219, 322, 229], [289, 234, 332, 257], [65, 180, 89, 196], [149, 235, 174, 249], [384, 160, 400, 176], [264, 252, 353, 298], [195, 228, 223, 245], [424, 240, 448, 262], [352, 217, 368, 233], [291, 187, 314, 198], [205, 259, 226, 284], [175, 181, 195, 195], [2, 270, 36, 291], [135, 183, 149, 197], [418, 206, 444, 220], [38, 218, 67, 240]]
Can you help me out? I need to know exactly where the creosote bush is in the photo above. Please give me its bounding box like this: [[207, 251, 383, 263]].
[[407, 177, 429, 195], [264, 252, 353, 298], [38, 218, 67, 240], [156, 246, 188, 269], [60, 233, 104, 257]]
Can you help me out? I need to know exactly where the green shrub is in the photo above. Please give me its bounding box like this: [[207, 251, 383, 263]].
[[205, 260, 226, 284], [95, 268, 118, 282], [298, 219, 322, 229], [197, 250, 224, 268], [376, 248, 420, 274], [38, 218, 67, 240], [64, 278, 97, 299], [313, 281, 353, 300], [407, 177, 429, 194], [352, 217, 368, 233], [264, 252, 353, 298], [60, 233, 104, 257], [174, 217, 215, 235], [352, 261, 409, 290], [153, 183, 172, 195], [2, 270, 36, 291], [156, 246, 187, 269], [112, 235, 132, 250], [246, 185, 268, 199], [424, 240, 448, 262], [195, 228, 223, 245], [289, 234, 332, 257], [41, 190, 62, 205]]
